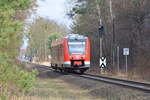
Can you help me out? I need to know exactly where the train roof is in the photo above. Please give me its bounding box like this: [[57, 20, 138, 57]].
[[51, 34, 88, 47], [65, 34, 88, 40]]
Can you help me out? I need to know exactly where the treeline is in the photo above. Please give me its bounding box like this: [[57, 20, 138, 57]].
[[68, 0, 150, 79], [0, 0, 37, 99], [27, 18, 68, 62]]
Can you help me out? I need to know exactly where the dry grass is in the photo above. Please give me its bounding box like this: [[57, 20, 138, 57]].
[[6, 69, 150, 100], [17, 96, 107, 100], [21, 78, 106, 100]]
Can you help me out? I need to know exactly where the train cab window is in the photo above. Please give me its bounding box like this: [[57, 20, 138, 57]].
[[68, 40, 86, 54]]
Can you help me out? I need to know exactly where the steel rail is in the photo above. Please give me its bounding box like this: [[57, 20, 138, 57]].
[[80, 73, 150, 92], [22, 62, 150, 92]]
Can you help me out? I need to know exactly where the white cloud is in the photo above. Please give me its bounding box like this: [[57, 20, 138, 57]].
[[36, 0, 72, 28], [20, 0, 73, 52]]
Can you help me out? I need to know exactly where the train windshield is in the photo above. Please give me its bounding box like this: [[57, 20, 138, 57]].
[[68, 41, 86, 54]]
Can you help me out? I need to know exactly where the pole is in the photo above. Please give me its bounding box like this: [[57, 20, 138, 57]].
[[99, 37, 103, 73], [96, 1, 102, 25], [110, 0, 116, 68], [100, 37, 103, 74], [117, 46, 120, 73], [112, 49, 115, 67], [125, 55, 128, 74], [96, 1, 103, 59], [100, 38, 103, 57], [96, 0, 103, 73], [96, 0, 102, 61]]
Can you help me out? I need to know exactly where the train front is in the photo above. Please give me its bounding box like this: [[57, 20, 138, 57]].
[[64, 34, 90, 73]]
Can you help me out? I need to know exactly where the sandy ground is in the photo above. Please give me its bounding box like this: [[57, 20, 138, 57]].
[[29, 65, 150, 100], [32, 61, 50, 66]]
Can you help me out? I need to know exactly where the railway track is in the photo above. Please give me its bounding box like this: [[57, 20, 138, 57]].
[[80, 74, 150, 92], [23, 62, 150, 92]]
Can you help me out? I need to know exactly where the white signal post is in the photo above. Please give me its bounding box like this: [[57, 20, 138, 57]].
[[123, 48, 129, 74]]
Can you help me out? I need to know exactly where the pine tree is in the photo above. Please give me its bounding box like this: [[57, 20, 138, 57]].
[[0, 0, 37, 99]]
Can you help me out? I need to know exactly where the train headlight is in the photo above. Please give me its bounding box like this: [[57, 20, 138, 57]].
[[70, 56, 73, 59]]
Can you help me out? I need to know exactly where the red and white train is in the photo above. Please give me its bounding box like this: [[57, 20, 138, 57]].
[[51, 34, 90, 73]]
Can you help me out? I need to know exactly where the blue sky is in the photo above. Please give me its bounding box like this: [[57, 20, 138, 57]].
[[36, 0, 72, 28]]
